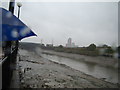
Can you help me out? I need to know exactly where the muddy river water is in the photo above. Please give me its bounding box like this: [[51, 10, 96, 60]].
[[41, 53, 118, 84]]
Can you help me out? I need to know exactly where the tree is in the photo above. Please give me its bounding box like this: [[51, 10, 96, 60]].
[[102, 44, 109, 48], [118, 46, 120, 58], [41, 44, 45, 46], [87, 44, 96, 51], [118, 46, 120, 54], [58, 45, 63, 48]]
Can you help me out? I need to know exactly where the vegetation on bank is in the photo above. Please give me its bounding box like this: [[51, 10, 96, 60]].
[[19, 42, 119, 57], [44, 44, 119, 57]]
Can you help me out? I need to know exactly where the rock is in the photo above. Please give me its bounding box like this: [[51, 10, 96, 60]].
[[21, 80, 24, 83], [21, 68, 25, 73], [26, 67, 32, 71], [26, 76, 31, 80], [101, 78, 106, 80]]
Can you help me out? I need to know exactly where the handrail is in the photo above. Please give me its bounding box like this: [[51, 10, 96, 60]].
[[0, 57, 8, 65], [2, 47, 18, 88], [0, 48, 16, 64]]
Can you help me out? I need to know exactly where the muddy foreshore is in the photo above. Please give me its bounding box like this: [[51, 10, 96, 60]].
[[18, 49, 119, 88]]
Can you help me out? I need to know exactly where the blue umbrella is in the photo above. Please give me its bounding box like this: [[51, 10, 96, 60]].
[[0, 8, 37, 41]]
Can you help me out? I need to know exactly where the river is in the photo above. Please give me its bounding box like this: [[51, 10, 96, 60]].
[[41, 53, 118, 84]]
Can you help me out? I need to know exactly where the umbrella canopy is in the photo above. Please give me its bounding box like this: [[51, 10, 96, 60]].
[[0, 8, 37, 41]]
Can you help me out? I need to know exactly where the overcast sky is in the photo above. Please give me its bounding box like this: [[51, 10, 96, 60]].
[[1, 1, 118, 47]]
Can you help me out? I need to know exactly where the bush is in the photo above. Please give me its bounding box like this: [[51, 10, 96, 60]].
[[105, 47, 114, 54]]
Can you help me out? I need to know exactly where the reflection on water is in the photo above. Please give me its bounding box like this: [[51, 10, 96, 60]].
[[42, 54, 118, 84], [85, 62, 96, 72]]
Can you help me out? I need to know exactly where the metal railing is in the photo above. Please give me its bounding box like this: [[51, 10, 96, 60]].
[[1, 47, 18, 88]]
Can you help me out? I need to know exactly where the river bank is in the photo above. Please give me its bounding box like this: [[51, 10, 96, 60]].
[[18, 49, 118, 88]]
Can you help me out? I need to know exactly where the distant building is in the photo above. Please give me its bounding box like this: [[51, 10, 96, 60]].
[[66, 38, 72, 47], [66, 38, 77, 48], [71, 43, 75, 47]]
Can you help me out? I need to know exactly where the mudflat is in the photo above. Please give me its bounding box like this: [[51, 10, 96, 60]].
[[18, 49, 118, 88]]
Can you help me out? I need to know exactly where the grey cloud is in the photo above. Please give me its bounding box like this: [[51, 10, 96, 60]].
[[12, 2, 118, 46]]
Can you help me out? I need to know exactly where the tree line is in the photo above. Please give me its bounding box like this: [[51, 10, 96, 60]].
[[41, 43, 119, 58]]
